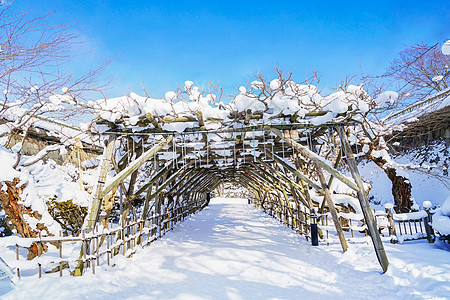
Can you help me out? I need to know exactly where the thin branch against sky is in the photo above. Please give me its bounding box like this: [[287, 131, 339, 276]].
[[8, 0, 450, 99]]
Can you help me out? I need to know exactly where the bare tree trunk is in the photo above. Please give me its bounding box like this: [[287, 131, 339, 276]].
[[385, 167, 412, 213], [368, 155, 412, 213], [0, 178, 50, 259]]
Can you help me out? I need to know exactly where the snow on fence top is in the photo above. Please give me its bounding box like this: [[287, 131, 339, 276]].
[[385, 88, 450, 124]]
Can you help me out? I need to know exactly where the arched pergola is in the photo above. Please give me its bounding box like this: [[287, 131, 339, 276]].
[[82, 121, 388, 273], [75, 78, 391, 274]]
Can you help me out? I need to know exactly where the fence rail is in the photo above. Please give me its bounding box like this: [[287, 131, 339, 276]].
[[5, 196, 440, 281], [249, 196, 437, 246], [6, 198, 208, 279]]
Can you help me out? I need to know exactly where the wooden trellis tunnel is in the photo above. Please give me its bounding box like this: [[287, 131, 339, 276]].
[[77, 123, 389, 275]]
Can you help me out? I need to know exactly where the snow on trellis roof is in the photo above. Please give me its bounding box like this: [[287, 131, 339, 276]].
[[91, 80, 374, 134]]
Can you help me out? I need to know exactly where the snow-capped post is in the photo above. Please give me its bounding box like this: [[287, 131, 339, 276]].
[[310, 209, 319, 246], [384, 203, 397, 243], [422, 201, 435, 243], [338, 127, 389, 273]]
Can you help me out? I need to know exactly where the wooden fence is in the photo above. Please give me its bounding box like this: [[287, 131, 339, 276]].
[[6, 196, 439, 280], [9, 197, 208, 279], [249, 197, 436, 245]]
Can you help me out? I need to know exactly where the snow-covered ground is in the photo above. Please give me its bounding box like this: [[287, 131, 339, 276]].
[[2, 198, 450, 300]]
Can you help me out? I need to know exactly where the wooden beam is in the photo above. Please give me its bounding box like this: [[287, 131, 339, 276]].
[[165, 168, 197, 195], [320, 149, 342, 213], [338, 127, 389, 273], [132, 160, 174, 198], [254, 158, 311, 208], [144, 161, 195, 205], [269, 128, 360, 192], [245, 168, 279, 191], [239, 174, 264, 193], [314, 162, 348, 252], [255, 158, 303, 191], [264, 149, 324, 193], [100, 135, 173, 199], [176, 169, 209, 195], [86, 135, 116, 229]]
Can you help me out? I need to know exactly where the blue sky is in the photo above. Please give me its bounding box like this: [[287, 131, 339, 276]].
[[12, 0, 450, 99]]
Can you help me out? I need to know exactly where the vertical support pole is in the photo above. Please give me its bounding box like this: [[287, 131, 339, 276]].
[[122, 226, 125, 256], [59, 241, 63, 277], [82, 230, 87, 271], [339, 127, 389, 273], [385, 203, 397, 243], [107, 232, 110, 266], [314, 162, 348, 252], [423, 201, 435, 243], [349, 219, 354, 238], [92, 256, 95, 275], [87, 135, 116, 230], [310, 209, 319, 246], [158, 211, 162, 238]]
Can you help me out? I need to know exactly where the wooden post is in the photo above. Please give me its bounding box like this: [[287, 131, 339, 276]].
[[107, 233, 110, 266], [314, 162, 348, 252], [82, 230, 87, 271], [423, 202, 435, 243], [59, 240, 63, 277], [339, 127, 389, 273], [86, 135, 116, 230], [349, 219, 354, 238], [326, 216, 329, 244], [122, 226, 125, 256], [310, 210, 319, 246], [385, 204, 397, 243]]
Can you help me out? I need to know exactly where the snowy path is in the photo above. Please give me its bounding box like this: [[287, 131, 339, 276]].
[[4, 198, 450, 300]]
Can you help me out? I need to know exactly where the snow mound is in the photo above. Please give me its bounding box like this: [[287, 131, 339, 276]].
[[433, 196, 450, 235]]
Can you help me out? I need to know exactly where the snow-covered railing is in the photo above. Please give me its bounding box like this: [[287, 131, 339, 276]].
[[249, 196, 370, 244], [1, 197, 209, 279], [384, 88, 450, 123], [249, 195, 439, 247], [382, 203, 435, 244]]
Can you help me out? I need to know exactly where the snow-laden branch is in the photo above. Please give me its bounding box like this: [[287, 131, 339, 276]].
[[21, 144, 65, 167]]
